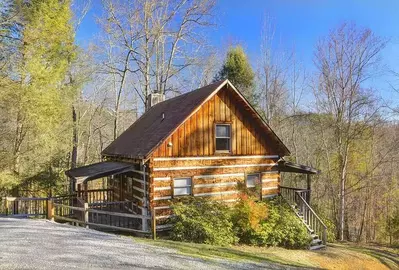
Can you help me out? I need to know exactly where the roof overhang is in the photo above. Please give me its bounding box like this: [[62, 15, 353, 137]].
[[274, 159, 320, 174], [65, 161, 134, 184]]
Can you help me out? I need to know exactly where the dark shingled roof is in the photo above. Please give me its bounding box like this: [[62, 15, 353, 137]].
[[102, 80, 226, 159], [102, 79, 290, 159], [274, 159, 320, 174], [65, 161, 133, 183]]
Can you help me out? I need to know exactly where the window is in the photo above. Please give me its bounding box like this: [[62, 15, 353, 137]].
[[173, 177, 192, 196], [215, 124, 231, 152], [246, 173, 260, 188]]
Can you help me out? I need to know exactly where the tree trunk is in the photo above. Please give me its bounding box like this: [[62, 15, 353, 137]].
[[339, 145, 349, 241], [71, 105, 78, 169]]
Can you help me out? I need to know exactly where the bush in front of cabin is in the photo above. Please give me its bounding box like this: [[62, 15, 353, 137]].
[[232, 196, 311, 249], [171, 197, 237, 246], [230, 193, 268, 245], [258, 198, 311, 249]]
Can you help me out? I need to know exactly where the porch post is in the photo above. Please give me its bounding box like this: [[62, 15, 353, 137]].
[[306, 174, 311, 204], [84, 182, 88, 202], [141, 161, 149, 232]]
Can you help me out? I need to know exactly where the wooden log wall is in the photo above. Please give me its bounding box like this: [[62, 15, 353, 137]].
[[149, 156, 280, 225], [152, 87, 275, 157], [106, 160, 149, 207]]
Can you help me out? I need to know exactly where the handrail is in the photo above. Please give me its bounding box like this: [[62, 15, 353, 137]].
[[78, 188, 113, 192], [88, 209, 151, 219], [53, 203, 85, 211], [89, 200, 128, 206], [279, 186, 309, 191], [295, 192, 327, 228], [280, 186, 327, 245]]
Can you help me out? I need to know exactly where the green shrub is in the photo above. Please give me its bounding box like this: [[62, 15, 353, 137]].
[[258, 199, 311, 249], [323, 217, 337, 243], [231, 194, 268, 245], [171, 197, 237, 246], [232, 196, 311, 249], [170, 195, 310, 249]]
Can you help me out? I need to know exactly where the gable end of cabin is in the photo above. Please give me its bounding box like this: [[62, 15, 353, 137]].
[[148, 84, 283, 222]]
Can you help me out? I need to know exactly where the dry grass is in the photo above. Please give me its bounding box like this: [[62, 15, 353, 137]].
[[133, 237, 397, 269]]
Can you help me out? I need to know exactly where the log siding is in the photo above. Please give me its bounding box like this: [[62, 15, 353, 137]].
[[152, 87, 277, 157]]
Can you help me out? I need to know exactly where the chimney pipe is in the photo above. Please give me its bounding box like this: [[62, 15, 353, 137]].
[[146, 92, 165, 111]]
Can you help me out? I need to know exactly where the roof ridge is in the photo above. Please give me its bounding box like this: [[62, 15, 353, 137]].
[[102, 80, 226, 159], [148, 80, 226, 110]]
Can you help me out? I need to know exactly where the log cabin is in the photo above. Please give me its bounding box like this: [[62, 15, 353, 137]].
[[65, 79, 326, 247]]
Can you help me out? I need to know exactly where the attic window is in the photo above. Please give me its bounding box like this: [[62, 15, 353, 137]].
[[215, 124, 231, 152]]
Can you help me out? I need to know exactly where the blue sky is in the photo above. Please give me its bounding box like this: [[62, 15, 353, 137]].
[[76, 0, 399, 102]]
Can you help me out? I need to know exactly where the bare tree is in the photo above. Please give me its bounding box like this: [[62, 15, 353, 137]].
[[313, 23, 386, 241], [257, 16, 289, 127], [99, 0, 216, 116]]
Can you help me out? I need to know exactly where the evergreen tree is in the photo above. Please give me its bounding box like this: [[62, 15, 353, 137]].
[[215, 46, 255, 101], [0, 0, 76, 195]]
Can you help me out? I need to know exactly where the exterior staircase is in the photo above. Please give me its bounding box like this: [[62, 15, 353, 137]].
[[280, 186, 327, 250]]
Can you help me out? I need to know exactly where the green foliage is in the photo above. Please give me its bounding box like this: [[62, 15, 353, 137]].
[[20, 0, 77, 145], [171, 197, 237, 246], [231, 194, 268, 244], [171, 195, 310, 249], [323, 217, 337, 243], [0, 171, 19, 196], [0, 0, 77, 194], [232, 196, 311, 249], [215, 45, 255, 101], [386, 209, 399, 245]]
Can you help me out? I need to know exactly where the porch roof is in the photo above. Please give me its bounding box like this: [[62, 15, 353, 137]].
[[274, 159, 319, 174], [65, 161, 134, 184]]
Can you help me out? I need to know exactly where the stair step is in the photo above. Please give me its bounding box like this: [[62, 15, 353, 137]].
[[311, 234, 319, 239], [309, 244, 326, 250], [311, 239, 323, 245]]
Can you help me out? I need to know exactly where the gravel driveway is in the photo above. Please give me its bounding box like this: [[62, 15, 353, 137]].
[[0, 218, 299, 270]]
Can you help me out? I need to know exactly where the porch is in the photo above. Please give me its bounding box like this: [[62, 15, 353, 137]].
[[277, 159, 327, 248]]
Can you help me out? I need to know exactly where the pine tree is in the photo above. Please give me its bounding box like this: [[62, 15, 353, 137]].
[[215, 46, 255, 101], [0, 0, 77, 194]]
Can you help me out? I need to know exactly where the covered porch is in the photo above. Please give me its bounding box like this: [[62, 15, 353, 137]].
[[57, 161, 151, 234]]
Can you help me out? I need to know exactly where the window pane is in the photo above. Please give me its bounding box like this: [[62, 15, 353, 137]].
[[174, 178, 191, 187], [216, 138, 230, 151], [174, 187, 191, 196], [247, 174, 260, 188], [216, 125, 230, 137]]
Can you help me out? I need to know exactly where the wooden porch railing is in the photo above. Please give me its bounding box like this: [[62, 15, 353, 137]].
[[0, 197, 48, 217], [89, 200, 144, 215], [52, 199, 150, 233], [280, 186, 327, 245], [1, 191, 152, 236], [77, 188, 114, 204]]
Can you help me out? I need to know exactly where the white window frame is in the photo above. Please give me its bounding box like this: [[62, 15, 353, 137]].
[[173, 177, 192, 197], [215, 123, 231, 153], [246, 173, 261, 188]]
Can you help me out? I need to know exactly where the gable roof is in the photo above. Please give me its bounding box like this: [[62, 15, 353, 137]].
[[102, 80, 290, 160]]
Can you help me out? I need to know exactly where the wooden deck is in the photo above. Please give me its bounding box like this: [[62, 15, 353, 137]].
[[0, 188, 151, 235]]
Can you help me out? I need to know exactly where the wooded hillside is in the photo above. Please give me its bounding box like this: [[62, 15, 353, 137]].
[[0, 0, 397, 245]]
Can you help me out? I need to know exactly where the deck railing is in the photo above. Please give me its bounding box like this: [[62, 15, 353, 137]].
[[0, 197, 48, 217], [1, 193, 150, 235], [77, 189, 114, 204], [280, 186, 327, 245], [52, 199, 150, 233], [89, 200, 144, 215]]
